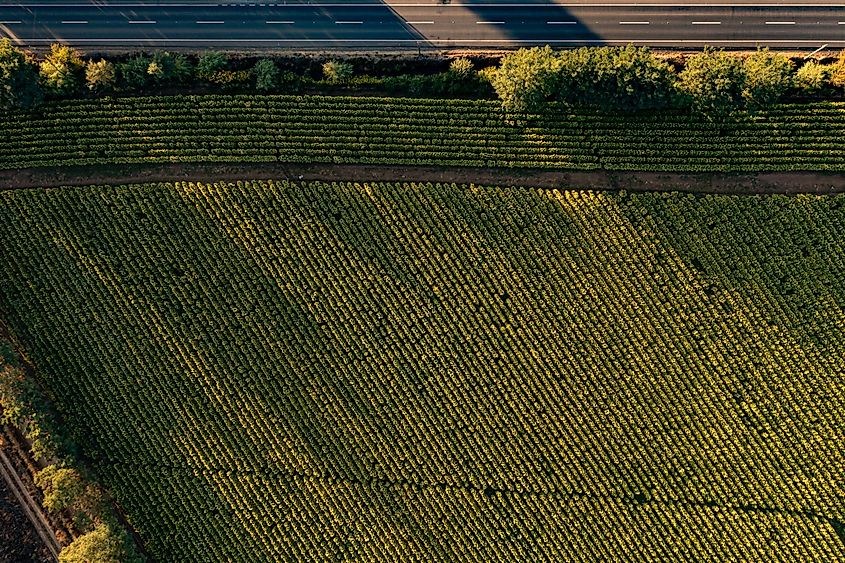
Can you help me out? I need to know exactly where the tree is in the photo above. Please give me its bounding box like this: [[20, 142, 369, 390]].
[[449, 57, 474, 77], [487, 46, 561, 113], [39, 43, 84, 97], [557, 46, 678, 111], [196, 51, 227, 80], [827, 51, 845, 88], [795, 61, 828, 94], [35, 466, 85, 514], [322, 60, 353, 84], [85, 59, 115, 92], [741, 48, 794, 106], [116, 55, 152, 91], [149, 52, 192, 85], [58, 523, 130, 563], [253, 58, 279, 92], [678, 47, 745, 117], [0, 38, 42, 109]]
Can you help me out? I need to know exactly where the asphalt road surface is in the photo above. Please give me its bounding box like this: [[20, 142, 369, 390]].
[[1, 1, 844, 48]]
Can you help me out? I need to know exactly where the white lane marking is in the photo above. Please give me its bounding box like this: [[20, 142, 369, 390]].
[[335, 20, 363, 24], [691, 21, 721, 24], [128, 20, 156, 24], [0, 21, 23, 25], [265, 20, 295, 24], [61, 20, 88, 24], [476, 21, 505, 24], [406, 21, 434, 24], [765, 21, 796, 24], [620, 21, 650, 24], [196, 21, 225, 24], [547, 21, 577, 24]]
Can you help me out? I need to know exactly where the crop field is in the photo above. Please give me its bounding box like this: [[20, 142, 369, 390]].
[[3, 96, 845, 172], [0, 181, 844, 561]]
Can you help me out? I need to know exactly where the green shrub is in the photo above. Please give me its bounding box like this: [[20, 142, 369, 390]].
[[85, 60, 115, 92], [196, 52, 228, 80], [254, 59, 280, 92], [795, 61, 828, 94], [39, 44, 84, 97], [322, 60, 354, 84], [0, 38, 42, 109]]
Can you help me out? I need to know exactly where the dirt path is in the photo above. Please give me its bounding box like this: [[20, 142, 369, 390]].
[[2, 163, 845, 195]]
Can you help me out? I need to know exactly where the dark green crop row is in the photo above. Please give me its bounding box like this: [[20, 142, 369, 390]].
[[3, 95, 845, 172], [1, 181, 843, 561]]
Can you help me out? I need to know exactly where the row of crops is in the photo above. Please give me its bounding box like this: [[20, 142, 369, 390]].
[[1, 181, 843, 560], [3, 95, 845, 172]]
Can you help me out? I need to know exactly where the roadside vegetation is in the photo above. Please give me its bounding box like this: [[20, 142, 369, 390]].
[[5, 39, 845, 116], [0, 343, 143, 562], [1, 180, 843, 560]]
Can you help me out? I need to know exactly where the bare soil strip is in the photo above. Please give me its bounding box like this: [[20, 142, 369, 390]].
[[2, 163, 845, 195]]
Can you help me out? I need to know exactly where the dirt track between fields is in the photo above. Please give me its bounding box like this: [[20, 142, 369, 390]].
[[2, 163, 845, 195]]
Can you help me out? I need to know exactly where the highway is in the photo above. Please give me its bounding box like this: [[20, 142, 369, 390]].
[[1, 1, 845, 48]]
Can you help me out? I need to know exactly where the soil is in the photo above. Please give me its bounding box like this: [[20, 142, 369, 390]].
[[2, 162, 845, 195]]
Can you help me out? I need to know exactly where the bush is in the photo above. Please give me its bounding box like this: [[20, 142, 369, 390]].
[[39, 44, 84, 97], [35, 466, 86, 514], [85, 60, 115, 92], [116, 55, 153, 91], [254, 59, 280, 92], [150, 52, 192, 85], [557, 46, 679, 111], [795, 61, 828, 94], [58, 523, 133, 563], [487, 46, 561, 113], [827, 51, 845, 88], [322, 60, 354, 83], [196, 52, 228, 80], [0, 38, 42, 109], [449, 57, 474, 77], [741, 48, 794, 106], [678, 47, 745, 118]]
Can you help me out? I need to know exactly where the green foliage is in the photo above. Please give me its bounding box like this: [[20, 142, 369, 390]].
[[827, 51, 845, 88], [35, 466, 86, 514], [58, 523, 134, 563], [39, 44, 84, 97], [678, 47, 745, 117], [741, 48, 795, 107], [196, 52, 228, 80], [449, 57, 474, 77], [1, 181, 843, 560], [0, 358, 60, 461], [116, 55, 153, 91], [795, 61, 828, 94], [253, 59, 280, 92], [322, 60, 354, 84], [85, 59, 115, 92], [0, 38, 42, 110], [557, 46, 679, 111], [487, 45, 561, 113]]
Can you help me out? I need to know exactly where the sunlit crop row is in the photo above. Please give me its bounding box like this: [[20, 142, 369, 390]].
[[0, 181, 843, 561], [4, 96, 845, 172]]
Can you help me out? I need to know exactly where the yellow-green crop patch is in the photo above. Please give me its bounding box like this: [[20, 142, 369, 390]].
[[1, 181, 844, 560]]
